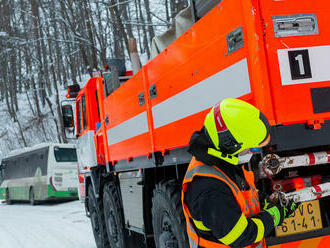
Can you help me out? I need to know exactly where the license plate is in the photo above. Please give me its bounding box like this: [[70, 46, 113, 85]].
[[275, 200, 323, 237], [68, 187, 77, 191]]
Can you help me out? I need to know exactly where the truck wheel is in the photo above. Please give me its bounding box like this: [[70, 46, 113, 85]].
[[88, 186, 110, 248], [29, 187, 36, 206], [6, 188, 12, 205], [103, 182, 126, 248], [152, 179, 189, 248]]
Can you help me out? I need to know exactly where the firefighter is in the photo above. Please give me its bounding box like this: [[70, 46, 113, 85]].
[[182, 98, 298, 248]]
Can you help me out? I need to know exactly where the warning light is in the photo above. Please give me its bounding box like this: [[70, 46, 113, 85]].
[[66, 92, 78, 98], [66, 84, 80, 98]]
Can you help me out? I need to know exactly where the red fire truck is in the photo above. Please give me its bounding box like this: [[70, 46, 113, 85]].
[[63, 1, 330, 247]]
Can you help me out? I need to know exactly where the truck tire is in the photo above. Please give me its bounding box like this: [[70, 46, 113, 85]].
[[29, 187, 36, 206], [88, 186, 110, 248], [6, 188, 12, 205], [103, 182, 126, 248], [152, 179, 189, 248]]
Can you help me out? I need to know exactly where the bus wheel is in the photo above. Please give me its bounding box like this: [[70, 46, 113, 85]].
[[5, 188, 12, 205], [152, 179, 189, 248], [88, 186, 110, 248], [103, 182, 126, 248], [29, 188, 36, 206]]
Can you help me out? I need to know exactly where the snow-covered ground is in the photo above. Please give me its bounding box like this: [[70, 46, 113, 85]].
[[0, 200, 96, 248]]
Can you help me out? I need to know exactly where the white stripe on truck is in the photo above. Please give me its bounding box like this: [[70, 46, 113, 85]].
[[107, 111, 149, 145], [152, 59, 251, 128]]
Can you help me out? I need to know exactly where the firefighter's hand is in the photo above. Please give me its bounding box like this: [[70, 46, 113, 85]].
[[263, 200, 286, 227]]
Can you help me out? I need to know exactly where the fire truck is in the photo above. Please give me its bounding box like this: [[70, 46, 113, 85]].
[[62, 0, 330, 247]]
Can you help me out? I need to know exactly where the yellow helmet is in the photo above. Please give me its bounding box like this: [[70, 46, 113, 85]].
[[204, 98, 270, 165]]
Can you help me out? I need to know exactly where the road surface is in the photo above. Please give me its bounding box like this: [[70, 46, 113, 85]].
[[0, 200, 96, 248]]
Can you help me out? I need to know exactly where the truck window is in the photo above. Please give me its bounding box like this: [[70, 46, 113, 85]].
[[103, 72, 113, 97], [54, 147, 77, 162], [95, 90, 100, 122], [82, 94, 87, 130], [77, 99, 82, 134]]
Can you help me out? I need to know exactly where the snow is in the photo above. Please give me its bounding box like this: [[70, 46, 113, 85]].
[[0, 200, 96, 248]]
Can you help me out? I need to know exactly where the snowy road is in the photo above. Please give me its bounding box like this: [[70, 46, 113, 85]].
[[0, 200, 96, 248]]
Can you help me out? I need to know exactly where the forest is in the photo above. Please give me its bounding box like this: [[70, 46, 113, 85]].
[[0, 0, 189, 159]]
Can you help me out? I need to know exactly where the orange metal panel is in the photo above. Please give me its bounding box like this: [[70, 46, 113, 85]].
[[104, 71, 144, 127], [268, 235, 330, 248], [147, 0, 248, 107], [316, 235, 330, 248], [269, 240, 302, 248], [240, 0, 275, 124], [298, 237, 322, 248], [259, 0, 330, 125], [108, 134, 152, 162], [104, 70, 153, 162]]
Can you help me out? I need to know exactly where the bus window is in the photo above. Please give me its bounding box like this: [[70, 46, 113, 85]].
[[54, 147, 78, 162], [77, 99, 82, 134], [82, 94, 87, 130], [38, 149, 49, 175], [5, 159, 16, 180], [0, 162, 4, 183]]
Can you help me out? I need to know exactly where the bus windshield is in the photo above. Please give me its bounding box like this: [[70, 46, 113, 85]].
[[54, 147, 77, 162]]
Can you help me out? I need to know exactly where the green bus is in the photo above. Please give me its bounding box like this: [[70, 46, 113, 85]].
[[0, 143, 79, 205]]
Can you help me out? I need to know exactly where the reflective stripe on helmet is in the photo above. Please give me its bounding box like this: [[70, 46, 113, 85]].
[[213, 102, 228, 133], [218, 213, 248, 245]]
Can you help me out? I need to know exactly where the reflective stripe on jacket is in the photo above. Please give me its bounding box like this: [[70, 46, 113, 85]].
[[182, 157, 266, 248]]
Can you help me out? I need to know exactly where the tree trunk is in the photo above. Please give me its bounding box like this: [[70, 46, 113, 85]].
[[25, 91, 36, 116], [13, 112, 27, 147], [144, 0, 155, 42], [30, 0, 46, 107], [45, 97, 62, 143], [109, 0, 130, 58], [137, 0, 150, 57], [83, 0, 98, 71]]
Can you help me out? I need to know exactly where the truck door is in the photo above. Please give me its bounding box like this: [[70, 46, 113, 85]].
[[260, 0, 330, 125]]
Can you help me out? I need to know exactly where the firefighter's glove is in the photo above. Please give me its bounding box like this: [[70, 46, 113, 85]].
[[285, 199, 300, 218], [263, 200, 286, 227]]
